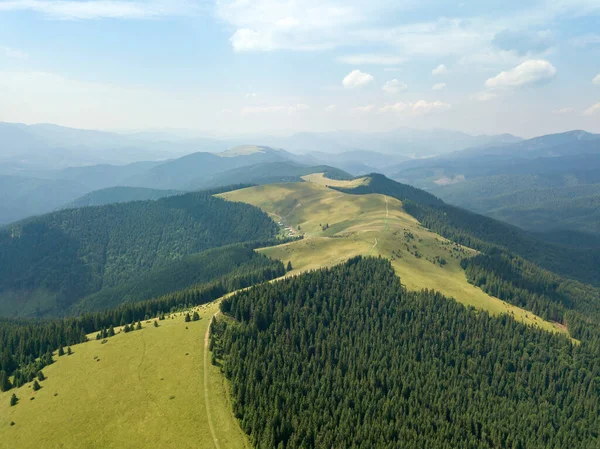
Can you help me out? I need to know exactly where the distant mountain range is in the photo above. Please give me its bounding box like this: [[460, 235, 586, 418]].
[[391, 130, 600, 243]]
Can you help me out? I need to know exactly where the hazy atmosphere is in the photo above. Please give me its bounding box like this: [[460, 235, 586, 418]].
[[2, 2, 600, 449], [1, 0, 599, 137]]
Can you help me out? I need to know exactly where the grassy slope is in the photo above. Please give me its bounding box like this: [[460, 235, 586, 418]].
[[220, 176, 565, 335], [0, 302, 250, 449]]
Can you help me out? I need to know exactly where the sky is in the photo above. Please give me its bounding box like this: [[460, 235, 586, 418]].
[[0, 0, 599, 138]]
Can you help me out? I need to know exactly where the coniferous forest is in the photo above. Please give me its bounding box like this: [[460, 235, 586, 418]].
[[0, 187, 278, 317], [212, 257, 600, 449]]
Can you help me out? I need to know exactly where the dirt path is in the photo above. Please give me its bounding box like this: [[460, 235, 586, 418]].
[[204, 315, 222, 449]]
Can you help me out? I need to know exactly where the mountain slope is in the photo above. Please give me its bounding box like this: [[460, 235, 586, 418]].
[[191, 162, 352, 190], [123, 146, 295, 190], [62, 186, 182, 209], [0, 188, 278, 317], [0, 175, 89, 225]]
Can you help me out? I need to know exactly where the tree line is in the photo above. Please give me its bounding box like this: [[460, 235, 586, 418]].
[[0, 253, 285, 392]]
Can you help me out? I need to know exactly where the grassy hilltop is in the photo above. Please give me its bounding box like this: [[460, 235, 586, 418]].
[[220, 174, 565, 334]]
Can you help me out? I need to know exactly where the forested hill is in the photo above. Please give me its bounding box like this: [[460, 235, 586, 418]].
[[0, 188, 278, 317], [213, 257, 600, 449]]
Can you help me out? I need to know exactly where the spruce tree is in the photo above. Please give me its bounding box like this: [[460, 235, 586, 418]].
[[0, 370, 12, 392], [37, 371, 45, 381], [287, 261, 293, 271], [136, 321, 142, 330], [67, 347, 72, 355], [185, 313, 191, 323], [192, 311, 200, 321], [58, 346, 65, 357], [10, 393, 17, 406], [108, 326, 115, 337], [32, 380, 41, 391], [154, 320, 159, 328]]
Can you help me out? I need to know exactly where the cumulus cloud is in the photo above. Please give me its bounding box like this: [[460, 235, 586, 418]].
[[485, 60, 556, 89], [552, 107, 575, 114], [583, 102, 600, 116], [382, 79, 407, 94], [337, 54, 406, 65], [432, 64, 448, 76], [342, 70, 374, 88], [432, 82, 446, 91], [241, 104, 309, 115], [593, 73, 600, 85]]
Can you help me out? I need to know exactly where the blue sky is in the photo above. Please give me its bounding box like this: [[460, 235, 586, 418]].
[[0, 0, 599, 137]]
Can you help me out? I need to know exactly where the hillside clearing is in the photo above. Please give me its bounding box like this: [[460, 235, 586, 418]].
[[301, 172, 369, 188]]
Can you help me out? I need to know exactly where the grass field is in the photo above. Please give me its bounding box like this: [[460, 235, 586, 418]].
[[221, 178, 567, 335], [301, 172, 369, 188], [0, 303, 250, 449]]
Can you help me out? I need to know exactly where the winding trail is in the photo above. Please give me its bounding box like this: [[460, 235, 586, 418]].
[[204, 314, 222, 449]]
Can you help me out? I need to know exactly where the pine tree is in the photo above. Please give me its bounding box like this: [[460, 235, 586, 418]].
[[32, 380, 41, 391], [10, 393, 17, 406], [287, 261, 293, 271], [123, 324, 131, 333], [136, 321, 142, 330], [108, 326, 115, 337], [185, 313, 191, 323], [67, 347, 72, 355], [154, 320, 159, 327], [58, 346, 65, 357], [37, 371, 45, 381], [192, 311, 200, 321]]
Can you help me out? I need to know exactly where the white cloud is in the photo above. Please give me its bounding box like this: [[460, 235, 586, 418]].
[[485, 59, 556, 89], [382, 79, 407, 94], [0, 0, 191, 20], [245, 92, 258, 98], [325, 104, 337, 112], [432, 64, 448, 76], [337, 54, 406, 65], [432, 82, 446, 91], [2, 46, 28, 59], [241, 104, 309, 115], [352, 104, 375, 113], [342, 70, 374, 88], [472, 91, 499, 102], [383, 67, 403, 72], [552, 107, 575, 114], [411, 100, 451, 115], [583, 102, 600, 116], [378, 100, 450, 115], [379, 102, 407, 113], [593, 73, 600, 85], [218, 0, 362, 52]]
